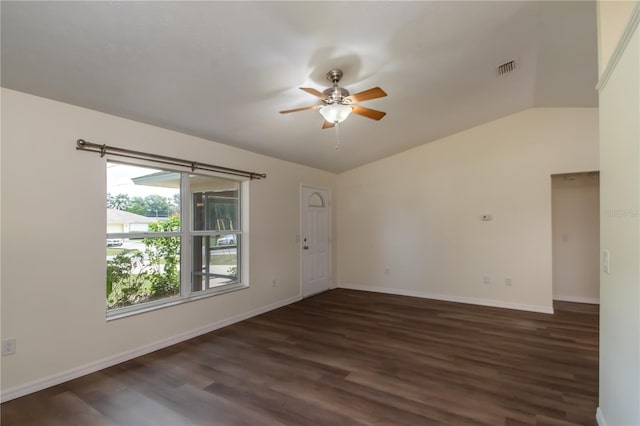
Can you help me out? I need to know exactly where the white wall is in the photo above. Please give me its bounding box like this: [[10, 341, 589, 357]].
[[337, 108, 598, 313], [0, 89, 337, 398], [597, 3, 640, 425], [551, 173, 600, 304]]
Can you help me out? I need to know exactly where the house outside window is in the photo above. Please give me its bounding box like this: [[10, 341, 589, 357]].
[[106, 161, 245, 317]]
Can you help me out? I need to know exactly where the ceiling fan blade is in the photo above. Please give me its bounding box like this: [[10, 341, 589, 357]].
[[279, 105, 319, 114], [346, 87, 387, 103], [322, 121, 336, 129], [299, 87, 327, 99], [351, 105, 386, 121]]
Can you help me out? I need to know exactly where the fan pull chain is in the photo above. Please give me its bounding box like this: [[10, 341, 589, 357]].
[[334, 122, 340, 149]]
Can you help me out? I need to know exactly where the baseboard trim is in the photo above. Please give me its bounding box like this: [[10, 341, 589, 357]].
[[0, 295, 302, 403], [596, 407, 607, 426], [338, 283, 554, 314], [553, 295, 600, 305]]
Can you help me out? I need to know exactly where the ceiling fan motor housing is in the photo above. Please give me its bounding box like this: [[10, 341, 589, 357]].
[[323, 87, 350, 103], [323, 69, 350, 104]]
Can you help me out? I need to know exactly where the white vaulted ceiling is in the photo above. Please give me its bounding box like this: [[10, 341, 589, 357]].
[[1, 1, 598, 173]]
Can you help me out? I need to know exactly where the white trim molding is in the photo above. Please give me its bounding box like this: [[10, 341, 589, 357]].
[[338, 283, 554, 314], [597, 2, 640, 91], [553, 295, 600, 305], [596, 407, 608, 426], [0, 295, 302, 403]]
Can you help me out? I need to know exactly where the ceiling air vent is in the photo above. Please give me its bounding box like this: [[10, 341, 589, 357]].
[[496, 60, 516, 76]]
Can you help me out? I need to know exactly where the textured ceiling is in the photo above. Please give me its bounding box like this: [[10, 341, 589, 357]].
[[1, 1, 598, 173]]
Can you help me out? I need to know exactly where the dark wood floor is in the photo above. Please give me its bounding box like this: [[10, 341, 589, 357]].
[[1, 289, 599, 426]]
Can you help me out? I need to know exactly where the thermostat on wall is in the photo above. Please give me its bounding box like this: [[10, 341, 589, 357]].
[[481, 214, 493, 221]]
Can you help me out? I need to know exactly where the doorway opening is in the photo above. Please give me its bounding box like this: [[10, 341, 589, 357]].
[[551, 172, 600, 304]]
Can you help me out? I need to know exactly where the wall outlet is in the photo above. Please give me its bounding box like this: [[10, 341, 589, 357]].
[[271, 279, 277, 287], [2, 338, 16, 356], [505, 277, 513, 286], [385, 268, 391, 275], [483, 276, 491, 285], [603, 250, 610, 274]]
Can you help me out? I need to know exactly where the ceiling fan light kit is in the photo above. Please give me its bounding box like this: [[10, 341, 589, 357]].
[[280, 68, 387, 128], [319, 103, 352, 123]]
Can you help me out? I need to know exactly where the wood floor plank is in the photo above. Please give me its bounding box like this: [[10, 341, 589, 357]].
[[1, 289, 599, 425]]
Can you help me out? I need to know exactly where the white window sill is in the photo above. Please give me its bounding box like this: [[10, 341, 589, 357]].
[[106, 283, 250, 321]]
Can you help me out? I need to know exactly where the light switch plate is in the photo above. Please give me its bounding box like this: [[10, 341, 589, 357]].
[[2, 338, 16, 356]]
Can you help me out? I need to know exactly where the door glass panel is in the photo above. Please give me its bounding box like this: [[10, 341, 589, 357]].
[[308, 192, 324, 208]]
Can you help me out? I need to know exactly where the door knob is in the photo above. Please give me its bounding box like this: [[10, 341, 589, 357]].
[[303, 245, 309, 250]]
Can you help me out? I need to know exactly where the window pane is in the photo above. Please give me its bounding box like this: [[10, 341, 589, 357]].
[[192, 235, 238, 291], [106, 236, 181, 310], [191, 175, 240, 231], [107, 162, 181, 232]]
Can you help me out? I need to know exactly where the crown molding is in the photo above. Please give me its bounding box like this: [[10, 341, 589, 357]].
[[596, 2, 640, 91]]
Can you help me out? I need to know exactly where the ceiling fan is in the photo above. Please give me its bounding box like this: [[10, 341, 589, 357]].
[[280, 69, 387, 129]]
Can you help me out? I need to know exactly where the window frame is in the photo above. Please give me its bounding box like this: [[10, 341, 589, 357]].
[[189, 177, 243, 293], [106, 160, 249, 320]]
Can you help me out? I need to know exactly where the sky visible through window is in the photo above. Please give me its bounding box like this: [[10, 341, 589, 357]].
[[107, 163, 179, 198]]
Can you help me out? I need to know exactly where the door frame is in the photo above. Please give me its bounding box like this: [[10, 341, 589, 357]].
[[300, 184, 332, 298], [550, 171, 600, 304]]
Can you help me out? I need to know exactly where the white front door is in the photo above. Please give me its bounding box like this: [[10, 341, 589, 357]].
[[301, 186, 330, 297]]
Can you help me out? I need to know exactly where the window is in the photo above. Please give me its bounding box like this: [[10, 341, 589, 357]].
[[106, 161, 245, 316], [190, 175, 240, 291]]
